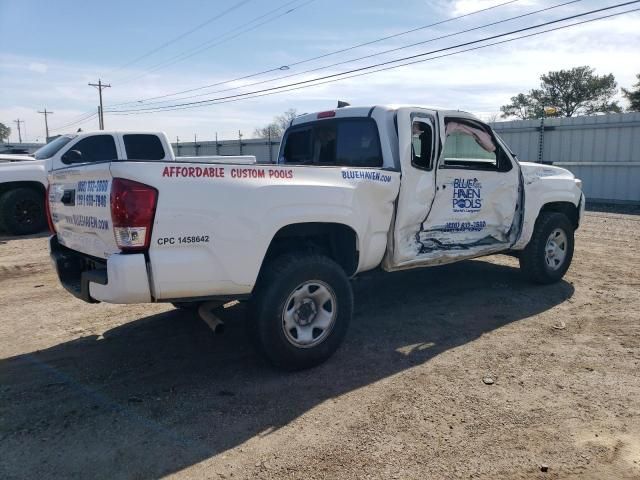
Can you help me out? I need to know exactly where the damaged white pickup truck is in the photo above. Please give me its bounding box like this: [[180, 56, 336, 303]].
[[48, 106, 584, 369]]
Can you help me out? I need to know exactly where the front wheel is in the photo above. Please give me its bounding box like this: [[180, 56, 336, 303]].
[[519, 212, 574, 284], [249, 254, 353, 370], [0, 188, 46, 236]]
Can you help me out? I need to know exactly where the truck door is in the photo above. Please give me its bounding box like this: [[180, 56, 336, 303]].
[[388, 112, 522, 269], [416, 115, 521, 262], [386, 107, 439, 267]]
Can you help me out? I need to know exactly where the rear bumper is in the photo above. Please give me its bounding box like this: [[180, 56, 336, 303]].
[[49, 236, 152, 304]]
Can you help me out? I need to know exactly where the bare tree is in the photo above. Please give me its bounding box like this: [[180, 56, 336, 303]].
[[485, 112, 501, 124], [254, 109, 297, 139]]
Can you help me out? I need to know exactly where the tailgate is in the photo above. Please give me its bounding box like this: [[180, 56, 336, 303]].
[[49, 164, 119, 259]]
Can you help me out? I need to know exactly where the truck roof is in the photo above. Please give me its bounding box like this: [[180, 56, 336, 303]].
[[60, 130, 167, 137], [290, 105, 480, 127]]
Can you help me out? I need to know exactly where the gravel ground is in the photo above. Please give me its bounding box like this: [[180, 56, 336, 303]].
[[1, 210, 639, 479]]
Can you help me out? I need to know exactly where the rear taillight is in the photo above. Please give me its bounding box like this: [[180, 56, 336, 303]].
[[110, 178, 158, 252], [45, 184, 55, 234]]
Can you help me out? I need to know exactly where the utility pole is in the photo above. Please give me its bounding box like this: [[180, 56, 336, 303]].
[[88, 79, 111, 130], [238, 130, 243, 155], [37, 109, 54, 140], [13, 119, 24, 143]]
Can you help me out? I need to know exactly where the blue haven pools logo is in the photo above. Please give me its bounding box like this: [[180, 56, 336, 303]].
[[452, 178, 482, 213]]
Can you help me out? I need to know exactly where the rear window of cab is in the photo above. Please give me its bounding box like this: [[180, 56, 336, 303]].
[[279, 118, 383, 168], [123, 134, 165, 160]]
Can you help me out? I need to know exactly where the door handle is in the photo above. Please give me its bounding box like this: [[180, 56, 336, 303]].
[[61, 189, 76, 206]]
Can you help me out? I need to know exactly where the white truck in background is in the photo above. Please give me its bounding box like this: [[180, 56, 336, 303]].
[[47, 105, 585, 369], [0, 156, 48, 235]]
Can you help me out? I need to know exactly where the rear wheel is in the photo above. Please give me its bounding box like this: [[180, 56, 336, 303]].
[[249, 254, 353, 370], [519, 212, 574, 284], [0, 188, 46, 236]]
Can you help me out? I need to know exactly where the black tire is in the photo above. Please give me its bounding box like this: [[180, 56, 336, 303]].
[[248, 254, 353, 370], [519, 212, 574, 284], [0, 188, 46, 236]]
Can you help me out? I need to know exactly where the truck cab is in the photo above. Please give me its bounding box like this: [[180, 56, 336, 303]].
[[280, 106, 582, 271]]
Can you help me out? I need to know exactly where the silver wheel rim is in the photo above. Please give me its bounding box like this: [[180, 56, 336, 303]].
[[282, 280, 337, 348], [545, 228, 568, 271]]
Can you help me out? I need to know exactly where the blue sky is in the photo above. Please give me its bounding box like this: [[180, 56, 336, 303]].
[[1, 0, 639, 142]]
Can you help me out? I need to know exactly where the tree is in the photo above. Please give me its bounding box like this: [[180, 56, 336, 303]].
[[500, 93, 542, 120], [254, 122, 281, 140], [254, 108, 297, 139], [501, 66, 621, 119], [622, 74, 640, 112], [484, 112, 501, 124], [0, 122, 10, 142]]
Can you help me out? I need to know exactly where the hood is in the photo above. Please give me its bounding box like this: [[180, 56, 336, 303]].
[[0, 159, 47, 185], [0, 158, 45, 170], [519, 162, 575, 181], [0, 154, 36, 163]]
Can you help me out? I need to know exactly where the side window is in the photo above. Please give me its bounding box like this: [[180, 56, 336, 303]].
[[441, 120, 511, 171], [123, 134, 165, 160], [411, 120, 434, 170], [63, 135, 117, 164]]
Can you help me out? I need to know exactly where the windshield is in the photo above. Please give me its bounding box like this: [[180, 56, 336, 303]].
[[34, 135, 75, 160]]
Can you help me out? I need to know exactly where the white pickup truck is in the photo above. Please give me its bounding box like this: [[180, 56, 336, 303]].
[[48, 106, 584, 369]]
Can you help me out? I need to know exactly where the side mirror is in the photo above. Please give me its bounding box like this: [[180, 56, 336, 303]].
[[62, 149, 83, 163]]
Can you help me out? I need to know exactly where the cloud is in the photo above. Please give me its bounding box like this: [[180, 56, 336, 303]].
[[28, 62, 48, 74], [450, 0, 535, 15], [1, 8, 639, 142]]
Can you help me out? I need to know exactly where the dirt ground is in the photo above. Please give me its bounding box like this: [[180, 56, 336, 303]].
[[1, 209, 639, 480]]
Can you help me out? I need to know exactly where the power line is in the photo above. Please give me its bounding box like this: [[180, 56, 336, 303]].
[[110, 0, 522, 107], [115, 0, 314, 84], [108, 7, 640, 116], [106, 0, 254, 76], [37, 108, 54, 139], [51, 110, 96, 127], [118, 0, 582, 110], [49, 112, 98, 134], [108, 1, 639, 114]]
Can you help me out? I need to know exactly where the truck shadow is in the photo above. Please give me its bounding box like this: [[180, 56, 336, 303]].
[[1, 259, 574, 479]]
